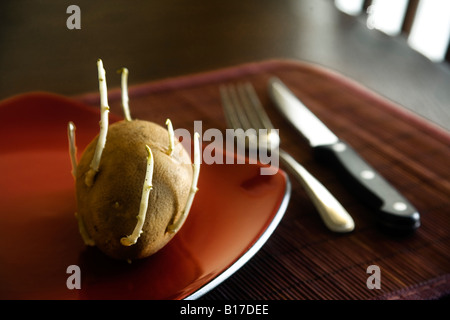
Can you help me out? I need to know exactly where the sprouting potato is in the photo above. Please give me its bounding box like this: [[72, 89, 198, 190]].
[[68, 59, 200, 261]]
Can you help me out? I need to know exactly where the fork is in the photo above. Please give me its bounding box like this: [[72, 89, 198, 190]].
[[220, 83, 355, 233]]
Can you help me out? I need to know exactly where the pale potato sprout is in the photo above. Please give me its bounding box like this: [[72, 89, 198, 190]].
[[70, 60, 200, 260], [167, 132, 201, 233], [85, 59, 110, 187], [120, 145, 154, 246], [67, 121, 77, 178], [119, 67, 132, 121], [75, 212, 95, 246], [165, 118, 174, 156]]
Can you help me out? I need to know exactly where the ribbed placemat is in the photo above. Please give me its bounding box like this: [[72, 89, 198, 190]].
[[77, 59, 450, 300]]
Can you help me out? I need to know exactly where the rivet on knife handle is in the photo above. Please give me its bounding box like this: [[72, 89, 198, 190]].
[[314, 141, 420, 230]]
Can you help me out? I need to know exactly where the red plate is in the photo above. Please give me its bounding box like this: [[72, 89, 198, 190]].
[[0, 92, 290, 299]]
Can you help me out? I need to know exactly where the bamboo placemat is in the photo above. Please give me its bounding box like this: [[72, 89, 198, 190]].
[[78, 59, 450, 300]]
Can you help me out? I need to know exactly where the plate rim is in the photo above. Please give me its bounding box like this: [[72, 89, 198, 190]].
[[184, 175, 292, 300]]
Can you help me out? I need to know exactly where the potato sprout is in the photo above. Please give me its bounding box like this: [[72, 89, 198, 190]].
[[67, 121, 77, 178], [167, 132, 201, 233], [165, 118, 175, 156], [120, 145, 154, 246], [75, 212, 95, 246], [119, 67, 132, 121], [85, 59, 110, 187]]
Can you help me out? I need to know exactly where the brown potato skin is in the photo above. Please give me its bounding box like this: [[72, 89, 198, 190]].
[[75, 120, 193, 260]]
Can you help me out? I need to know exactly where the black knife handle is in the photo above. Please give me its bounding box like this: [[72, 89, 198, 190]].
[[314, 141, 420, 231]]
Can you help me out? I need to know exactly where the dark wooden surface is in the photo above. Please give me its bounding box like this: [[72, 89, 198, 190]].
[[0, 0, 449, 131]]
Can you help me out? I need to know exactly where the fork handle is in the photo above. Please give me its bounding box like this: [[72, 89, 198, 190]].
[[278, 149, 355, 233]]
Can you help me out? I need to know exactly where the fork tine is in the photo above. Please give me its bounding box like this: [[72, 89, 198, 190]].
[[237, 82, 280, 151], [220, 86, 240, 130], [221, 85, 253, 131], [236, 83, 263, 131], [221, 82, 274, 133], [242, 82, 276, 131], [229, 85, 253, 131]]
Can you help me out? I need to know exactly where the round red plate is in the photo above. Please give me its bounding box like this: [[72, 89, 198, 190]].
[[0, 92, 290, 299]]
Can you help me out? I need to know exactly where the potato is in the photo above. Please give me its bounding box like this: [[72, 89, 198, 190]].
[[68, 60, 200, 261], [76, 120, 193, 260]]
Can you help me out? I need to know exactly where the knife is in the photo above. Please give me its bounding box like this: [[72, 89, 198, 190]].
[[268, 77, 420, 231]]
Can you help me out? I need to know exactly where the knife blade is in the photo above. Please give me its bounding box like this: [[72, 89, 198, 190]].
[[268, 77, 420, 231]]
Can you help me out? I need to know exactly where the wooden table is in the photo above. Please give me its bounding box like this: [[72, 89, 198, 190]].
[[1, 0, 449, 131], [1, 0, 449, 301]]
